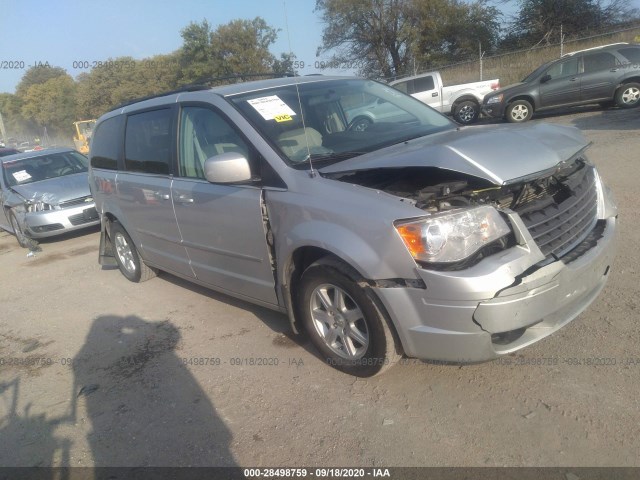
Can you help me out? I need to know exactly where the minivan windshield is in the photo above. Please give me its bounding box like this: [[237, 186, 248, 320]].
[[228, 79, 454, 165]]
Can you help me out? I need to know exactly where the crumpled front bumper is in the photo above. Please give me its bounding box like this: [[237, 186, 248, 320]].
[[482, 102, 507, 119], [24, 203, 100, 238], [374, 216, 616, 362]]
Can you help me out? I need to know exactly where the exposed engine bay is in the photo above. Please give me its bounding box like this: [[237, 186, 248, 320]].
[[324, 159, 587, 214]]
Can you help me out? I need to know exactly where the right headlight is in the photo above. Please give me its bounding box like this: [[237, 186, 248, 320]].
[[394, 205, 511, 264], [486, 94, 503, 105]]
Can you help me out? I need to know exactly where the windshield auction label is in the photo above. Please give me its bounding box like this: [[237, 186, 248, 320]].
[[247, 95, 296, 121], [12, 170, 31, 182]]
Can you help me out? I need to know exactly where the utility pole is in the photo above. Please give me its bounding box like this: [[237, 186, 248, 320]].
[[479, 42, 485, 81]]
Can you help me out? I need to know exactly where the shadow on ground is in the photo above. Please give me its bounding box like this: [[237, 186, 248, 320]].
[[0, 315, 238, 468]]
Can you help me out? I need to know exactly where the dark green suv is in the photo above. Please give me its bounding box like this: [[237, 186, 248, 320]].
[[483, 42, 640, 122]]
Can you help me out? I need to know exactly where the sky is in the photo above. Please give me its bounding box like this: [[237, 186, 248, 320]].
[[0, 0, 329, 93], [1, 0, 639, 94]]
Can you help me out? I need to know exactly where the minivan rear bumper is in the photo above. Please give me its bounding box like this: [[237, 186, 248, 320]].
[[373, 217, 616, 362]]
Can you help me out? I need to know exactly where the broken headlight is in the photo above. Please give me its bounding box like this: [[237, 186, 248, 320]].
[[26, 201, 54, 212], [394, 205, 511, 264]]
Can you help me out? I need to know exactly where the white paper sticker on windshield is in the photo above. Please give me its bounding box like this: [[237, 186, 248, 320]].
[[247, 95, 297, 121], [12, 170, 31, 182]]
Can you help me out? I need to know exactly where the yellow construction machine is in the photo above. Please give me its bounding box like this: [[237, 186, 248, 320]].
[[73, 119, 96, 154]]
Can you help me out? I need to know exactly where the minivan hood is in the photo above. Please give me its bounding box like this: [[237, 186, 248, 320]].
[[11, 173, 91, 204], [320, 123, 588, 185]]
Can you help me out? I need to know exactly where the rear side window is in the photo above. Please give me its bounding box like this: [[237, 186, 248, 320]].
[[90, 116, 122, 170], [583, 52, 618, 73], [125, 109, 173, 175], [393, 81, 410, 94], [618, 47, 640, 63], [414, 75, 435, 92]]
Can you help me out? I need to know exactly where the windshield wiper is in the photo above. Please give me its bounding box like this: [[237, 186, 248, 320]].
[[292, 151, 369, 167]]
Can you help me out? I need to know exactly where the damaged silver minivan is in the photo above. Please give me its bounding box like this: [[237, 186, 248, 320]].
[[89, 77, 617, 376]]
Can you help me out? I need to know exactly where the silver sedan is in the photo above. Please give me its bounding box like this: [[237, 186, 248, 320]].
[[0, 147, 99, 248]]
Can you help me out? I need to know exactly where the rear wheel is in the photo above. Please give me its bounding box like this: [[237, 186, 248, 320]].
[[453, 100, 480, 124], [615, 83, 640, 108], [506, 100, 533, 123], [8, 210, 29, 248], [110, 222, 157, 282], [297, 258, 400, 377]]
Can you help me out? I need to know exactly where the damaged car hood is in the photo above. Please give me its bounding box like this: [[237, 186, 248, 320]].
[[320, 123, 588, 185], [10, 173, 91, 204]]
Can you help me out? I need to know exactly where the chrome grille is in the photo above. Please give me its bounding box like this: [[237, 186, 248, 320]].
[[68, 207, 99, 226], [59, 196, 93, 209], [516, 165, 598, 258]]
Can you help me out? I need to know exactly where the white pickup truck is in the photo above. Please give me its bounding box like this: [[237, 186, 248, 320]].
[[390, 71, 500, 124]]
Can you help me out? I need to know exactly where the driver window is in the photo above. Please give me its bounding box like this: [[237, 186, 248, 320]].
[[546, 57, 578, 79], [179, 107, 250, 179]]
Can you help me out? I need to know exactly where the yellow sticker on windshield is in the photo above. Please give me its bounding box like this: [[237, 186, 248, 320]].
[[274, 114, 293, 122]]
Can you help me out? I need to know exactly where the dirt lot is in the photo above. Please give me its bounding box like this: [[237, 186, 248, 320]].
[[1, 106, 639, 469]]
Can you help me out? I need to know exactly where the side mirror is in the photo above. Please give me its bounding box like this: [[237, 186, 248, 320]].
[[204, 152, 252, 184], [540, 74, 551, 83]]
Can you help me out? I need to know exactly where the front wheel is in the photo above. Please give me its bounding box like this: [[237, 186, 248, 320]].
[[348, 117, 372, 132], [297, 259, 400, 376], [615, 83, 640, 108], [8, 210, 30, 248], [506, 100, 533, 123], [110, 222, 157, 282], [453, 100, 480, 124]]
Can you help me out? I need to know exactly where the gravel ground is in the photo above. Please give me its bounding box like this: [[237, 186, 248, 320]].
[[1, 106, 638, 469]]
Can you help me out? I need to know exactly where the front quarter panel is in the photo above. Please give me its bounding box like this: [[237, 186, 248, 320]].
[[267, 173, 423, 285]]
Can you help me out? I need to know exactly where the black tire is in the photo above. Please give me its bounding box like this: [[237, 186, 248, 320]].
[[348, 117, 372, 132], [297, 258, 401, 377], [453, 100, 480, 124], [8, 210, 30, 248], [614, 83, 640, 108], [110, 222, 157, 283], [506, 100, 533, 123]]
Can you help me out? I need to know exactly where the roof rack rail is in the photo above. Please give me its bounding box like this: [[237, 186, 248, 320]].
[[562, 42, 629, 57], [109, 72, 295, 111], [194, 71, 295, 85], [111, 84, 210, 111]]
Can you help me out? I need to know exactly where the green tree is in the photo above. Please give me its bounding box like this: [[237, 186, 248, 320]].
[[272, 52, 298, 75], [315, 0, 501, 78], [178, 17, 283, 85], [315, 0, 414, 78], [178, 20, 217, 84], [15, 66, 67, 98], [20, 74, 77, 137], [502, 0, 638, 48], [76, 55, 182, 118], [209, 18, 279, 80]]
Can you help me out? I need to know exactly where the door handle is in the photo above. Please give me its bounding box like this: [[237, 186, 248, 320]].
[[154, 191, 170, 200], [176, 194, 194, 204], [610, 68, 618, 72], [432, 92, 438, 97], [570, 77, 578, 81]]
